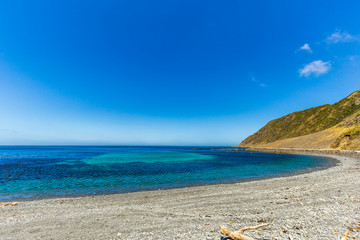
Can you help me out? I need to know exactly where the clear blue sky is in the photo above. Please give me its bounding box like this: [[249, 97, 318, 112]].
[[0, 0, 359, 145]]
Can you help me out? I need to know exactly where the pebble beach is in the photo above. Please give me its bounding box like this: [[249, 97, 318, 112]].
[[1, 153, 359, 240]]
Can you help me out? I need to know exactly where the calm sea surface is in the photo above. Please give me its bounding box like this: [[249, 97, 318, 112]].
[[0, 146, 334, 200]]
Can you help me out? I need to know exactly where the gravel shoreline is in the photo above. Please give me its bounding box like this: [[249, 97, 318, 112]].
[[1, 153, 359, 240]]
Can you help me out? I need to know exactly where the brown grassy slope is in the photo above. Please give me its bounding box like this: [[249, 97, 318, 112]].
[[330, 111, 360, 150], [255, 127, 342, 150], [249, 110, 360, 150], [240, 90, 360, 148], [251, 109, 360, 150]]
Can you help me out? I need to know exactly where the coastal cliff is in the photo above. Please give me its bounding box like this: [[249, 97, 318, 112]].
[[240, 90, 360, 150]]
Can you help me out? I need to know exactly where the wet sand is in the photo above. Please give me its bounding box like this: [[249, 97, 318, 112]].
[[1, 153, 359, 240]]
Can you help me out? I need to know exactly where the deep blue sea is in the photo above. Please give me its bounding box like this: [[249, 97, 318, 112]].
[[0, 146, 334, 200]]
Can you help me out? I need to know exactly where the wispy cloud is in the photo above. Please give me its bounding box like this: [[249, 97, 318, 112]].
[[348, 55, 359, 61], [298, 43, 312, 53], [250, 75, 267, 87], [326, 30, 359, 44], [299, 60, 331, 77], [259, 83, 266, 87]]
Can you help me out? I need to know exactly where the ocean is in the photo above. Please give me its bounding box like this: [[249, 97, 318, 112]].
[[0, 146, 334, 200]]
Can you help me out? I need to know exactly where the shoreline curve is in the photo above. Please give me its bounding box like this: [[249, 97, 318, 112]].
[[0, 152, 359, 239]]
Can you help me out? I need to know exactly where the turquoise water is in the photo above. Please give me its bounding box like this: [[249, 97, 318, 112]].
[[0, 146, 334, 200]]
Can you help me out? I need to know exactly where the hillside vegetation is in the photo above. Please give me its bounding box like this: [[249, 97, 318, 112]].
[[240, 90, 360, 150]]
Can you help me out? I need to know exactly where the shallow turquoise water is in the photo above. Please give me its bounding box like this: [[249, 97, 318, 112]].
[[0, 146, 334, 200]]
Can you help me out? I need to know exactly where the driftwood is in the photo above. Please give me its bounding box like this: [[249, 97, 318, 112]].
[[220, 223, 270, 240], [340, 230, 349, 240], [0, 202, 21, 208]]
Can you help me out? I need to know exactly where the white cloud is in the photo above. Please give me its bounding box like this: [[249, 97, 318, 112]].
[[326, 30, 358, 44], [299, 60, 331, 77], [299, 43, 312, 53]]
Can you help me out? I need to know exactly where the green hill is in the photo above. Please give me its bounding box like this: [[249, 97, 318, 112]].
[[240, 90, 360, 149]]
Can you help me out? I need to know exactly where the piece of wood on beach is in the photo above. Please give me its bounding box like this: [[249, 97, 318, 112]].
[[340, 230, 350, 240], [220, 223, 270, 240], [0, 202, 21, 207]]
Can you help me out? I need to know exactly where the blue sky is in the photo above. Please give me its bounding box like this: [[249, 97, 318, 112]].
[[0, 0, 359, 145]]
